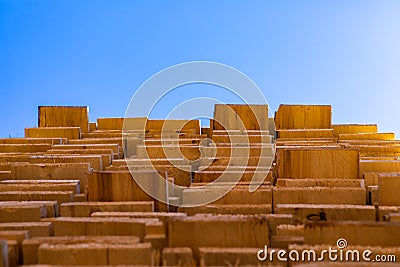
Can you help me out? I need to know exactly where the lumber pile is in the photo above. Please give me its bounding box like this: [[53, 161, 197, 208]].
[[0, 104, 398, 266], [272, 104, 399, 253]]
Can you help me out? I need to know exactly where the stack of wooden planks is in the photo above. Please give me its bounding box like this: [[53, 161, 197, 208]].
[[0, 104, 398, 266]]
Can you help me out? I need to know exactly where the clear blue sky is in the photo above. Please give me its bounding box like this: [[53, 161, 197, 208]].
[[0, 0, 399, 137]]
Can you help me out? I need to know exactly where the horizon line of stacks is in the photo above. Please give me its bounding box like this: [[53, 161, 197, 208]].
[[0, 104, 399, 266]]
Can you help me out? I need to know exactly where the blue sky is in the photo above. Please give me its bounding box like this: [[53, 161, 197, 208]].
[[0, 1, 399, 137]]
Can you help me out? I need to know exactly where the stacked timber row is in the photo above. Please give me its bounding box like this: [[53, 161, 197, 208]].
[[0, 105, 398, 267]]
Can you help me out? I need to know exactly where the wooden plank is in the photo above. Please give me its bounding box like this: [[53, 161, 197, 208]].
[[0, 240, 7, 267], [349, 145, 400, 157], [25, 127, 81, 139], [276, 147, 359, 179], [81, 130, 122, 139], [137, 145, 201, 160], [212, 104, 269, 131], [69, 137, 122, 146], [277, 129, 333, 139], [46, 152, 112, 168], [275, 104, 331, 130], [199, 166, 271, 172], [338, 132, 395, 141], [211, 129, 270, 136], [38, 106, 89, 133], [111, 159, 128, 166], [177, 204, 271, 215], [97, 117, 147, 131], [201, 127, 211, 138], [42, 217, 155, 240], [0, 172, 10, 181], [193, 170, 272, 183], [201, 145, 275, 158], [53, 143, 121, 158], [0, 191, 73, 204], [332, 123, 378, 136], [277, 144, 340, 150], [124, 137, 143, 157], [338, 139, 400, 145], [387, 213, 400, 222], [8, 240, 18, 267], [165, 166, 191, 187], [23, 155, 105, 171], [60, 201, 154, 217], [0, 222, 53, 237], [146, 119, 200, 134], [363, 172, 398, 187], [0, 201, 57, 218], [38, 242, 154, 266], [125, 158, 185, 166], [73, 193, 86, 202], [359, 160, 400, 178], [182, 186, 272, 205], [143, 138, 201, 146], [167, 214, 269, 260], [0, 203, 48, 222], [276, 178, 363, 188], [145, 131, 202, 139], [0, 230, 29, 265], [277, 137, 336, 143], [270, 233, 304, 249], [87, 171, 167, 211], [162, 247, 195, 267], [378, 173, 400, 206], [145, 220, 164, 236], [361, 156, 400, 160], [89, 122, 97, 132], [9, 163, 90, 190], [22, 235, 140, 265], [212, 134, 273, 144], [273, 187, 366, 207], [97, 118, 124, 130], [1, 179, 80, 187], [276, 224, 304, 236], [0, 138, 67, 145], [116, 164, 171, 174], [53, 143, 119, 151], [275, 204, 375, 223], [304, 221, 400, 246], [0, 183, 79, 194], [0, 164, 13, 172], [91, 211, 186, 222], [266, 214, 293, 235], [45, 149, 115, 161], [378, 207, 400, 222], [190, 182, 272, 187], [199, 247, 284, 267], [37, 242, 104, 266], [108, 243, 156, 265], [368, 185, 378, 205]]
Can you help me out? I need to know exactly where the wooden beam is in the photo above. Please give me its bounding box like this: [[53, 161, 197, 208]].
[[277, 129, 334, 139], [332, 124, 378, 136], [213, 104, 269, 131], [38, 106, 89, 133], [275, 104, 331, 130], [276, 147, 359, 179], [25, 127, 81, 139]]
